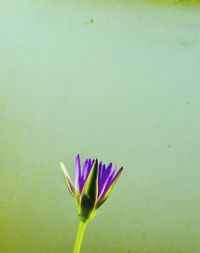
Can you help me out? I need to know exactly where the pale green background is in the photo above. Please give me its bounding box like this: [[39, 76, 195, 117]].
[[0, 0, 200, 252]]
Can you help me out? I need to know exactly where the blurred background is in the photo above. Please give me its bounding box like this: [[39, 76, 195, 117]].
[[0, 0, 200, 252]]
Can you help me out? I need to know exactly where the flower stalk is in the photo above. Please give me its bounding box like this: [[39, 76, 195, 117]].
[[73, 220, 88, 253]]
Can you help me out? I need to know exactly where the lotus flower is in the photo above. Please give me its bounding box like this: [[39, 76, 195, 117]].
[[60, 154, 123, 253]]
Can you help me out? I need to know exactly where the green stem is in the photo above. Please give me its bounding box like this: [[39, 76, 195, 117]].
[[73, 220, 88, 253]]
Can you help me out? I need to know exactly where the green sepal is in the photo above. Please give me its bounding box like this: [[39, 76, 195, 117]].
[[78, 159, 98, 221], [60, 161, 75, 197]]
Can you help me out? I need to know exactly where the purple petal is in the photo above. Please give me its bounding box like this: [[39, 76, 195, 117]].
[[79, 158, 95, 194], [75, 154, 81, 193], [111, 166, 123, 185], [98, 162, 113, 197], [98, 165, 116, 199], [98, 161, 103, 179], [82, 159, 89, 180], [79, 159, 88, 193], [98, 166, 123, 200]]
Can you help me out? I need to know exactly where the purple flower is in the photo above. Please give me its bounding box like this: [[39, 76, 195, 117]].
[[60, 154, 123, 221]]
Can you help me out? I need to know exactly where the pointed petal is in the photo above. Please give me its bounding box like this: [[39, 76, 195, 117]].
[[82, 159, 89, 181], [98, 161, 103, 180], [75, 154, 81, 194], [96, 166, 123, 209], [79, 159, 88, 194], [98, 162, 113, 197], [60, 161, 75, 196]]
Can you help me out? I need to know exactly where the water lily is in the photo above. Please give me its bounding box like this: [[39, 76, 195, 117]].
[[60, 154, 123, 253]]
